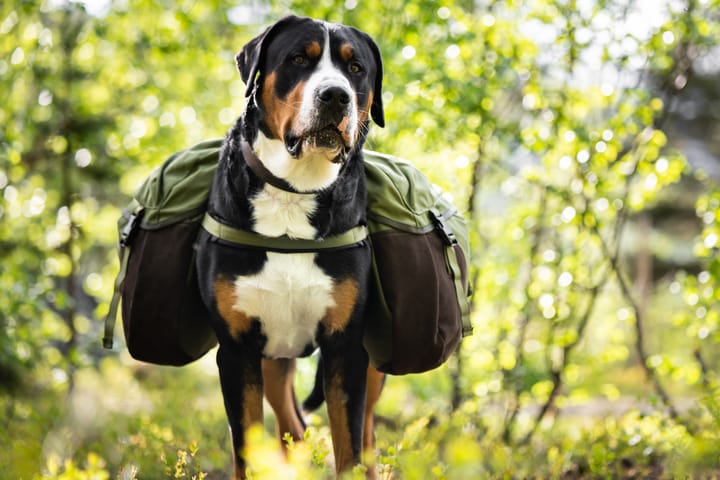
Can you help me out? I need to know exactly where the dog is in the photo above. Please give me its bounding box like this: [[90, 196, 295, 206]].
[[195, 15, 386, 479]]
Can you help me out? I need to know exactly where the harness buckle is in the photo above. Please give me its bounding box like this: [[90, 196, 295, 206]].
[[430, 210, 457, 246], [120, 209, 144, 247]]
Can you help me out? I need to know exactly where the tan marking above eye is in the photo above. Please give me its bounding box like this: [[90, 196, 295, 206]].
[[306, 41, 321, 58], [340, 43, 354, 62]]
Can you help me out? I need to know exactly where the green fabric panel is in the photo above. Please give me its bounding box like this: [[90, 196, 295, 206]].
[[136, 138, 222, 229], [364, 150, 438, 232]]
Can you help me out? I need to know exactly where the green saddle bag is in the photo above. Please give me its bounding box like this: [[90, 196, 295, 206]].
[[104, 139, 473, 374]]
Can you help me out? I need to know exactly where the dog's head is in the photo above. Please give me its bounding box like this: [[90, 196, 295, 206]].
[[237, 16, 384, 170]]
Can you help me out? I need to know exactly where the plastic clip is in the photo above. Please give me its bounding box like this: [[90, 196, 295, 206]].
[[120, 209, 143, 247], [430, 210, 457, 246]]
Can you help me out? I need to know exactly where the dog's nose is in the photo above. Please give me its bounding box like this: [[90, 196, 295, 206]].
[[317, 85, 351, 107]]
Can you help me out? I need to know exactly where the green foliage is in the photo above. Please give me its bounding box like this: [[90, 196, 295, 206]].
[[38, 454, 110, 480], [2, 0, 720, 478]]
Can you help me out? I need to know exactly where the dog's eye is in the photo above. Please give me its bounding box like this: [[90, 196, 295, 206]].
[[349, 62, 364, 74], [291, 55, 307, 65]]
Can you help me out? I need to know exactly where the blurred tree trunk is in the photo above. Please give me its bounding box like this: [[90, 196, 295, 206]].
[[450, 147, 486, 411], [56, 7, 87, 395], [634, 212, 653, 356]]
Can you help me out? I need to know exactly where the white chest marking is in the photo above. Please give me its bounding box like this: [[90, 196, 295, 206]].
[[251, 184, 317, 239], [232, 252, 334, 358], [253, 133, 342, 192]]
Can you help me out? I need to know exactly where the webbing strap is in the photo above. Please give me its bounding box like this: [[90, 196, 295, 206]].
[[102, 205, 143, 349], [241, 138, 305, 194], [103, 244, 130, 349], [201, 214, 368, 251], [445, 244, 473, 336], [432, 208, 472, 336]]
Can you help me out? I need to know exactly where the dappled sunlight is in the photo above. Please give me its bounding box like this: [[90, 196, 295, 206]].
[[2, 0, 720, 478]]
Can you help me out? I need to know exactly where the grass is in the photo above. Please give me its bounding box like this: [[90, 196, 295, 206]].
[[3, 353, 719, 479]]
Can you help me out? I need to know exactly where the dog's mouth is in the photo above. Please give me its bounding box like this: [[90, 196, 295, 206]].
[[286, 125, 350, 163]]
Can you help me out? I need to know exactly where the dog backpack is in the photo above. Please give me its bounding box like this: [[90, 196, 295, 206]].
[[103, 140, 219, 366], [362, 152, 472, 374], [104, 139, 473, 373]]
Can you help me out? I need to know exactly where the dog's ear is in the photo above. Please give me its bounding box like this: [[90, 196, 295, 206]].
[[236, 31, 266, 97], [362, 33, 385, 128], [236, 15, 303, 98]]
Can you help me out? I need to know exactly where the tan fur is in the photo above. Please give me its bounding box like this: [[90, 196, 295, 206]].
[[262, 358, 305, 449], [325, 373, 354, 473], [215, 278, 254, 339], [306, 41, 321, 58], [340, 43, 354, 62], [261, 72, 307, 141], [322, 278, 359, 336], [358, 92, 373, 126], [363, 365, 384, 452], [232, 383, 263, 480]]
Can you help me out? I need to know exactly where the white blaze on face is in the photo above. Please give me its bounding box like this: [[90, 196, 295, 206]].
[[295, 25, 358, 146]]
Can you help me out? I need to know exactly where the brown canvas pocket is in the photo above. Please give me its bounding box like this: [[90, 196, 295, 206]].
[[365, 230, 464, 375], [121, 222, 217, 365]]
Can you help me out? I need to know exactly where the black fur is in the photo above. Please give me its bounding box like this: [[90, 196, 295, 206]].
[[194, 15, 384, 478]]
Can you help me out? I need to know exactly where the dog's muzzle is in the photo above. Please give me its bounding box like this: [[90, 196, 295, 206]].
[[286, 84, 356, 162]]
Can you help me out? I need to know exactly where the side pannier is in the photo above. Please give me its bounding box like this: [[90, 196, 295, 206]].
[[363, 151, 473, 375], [104, 139, 221, 366]]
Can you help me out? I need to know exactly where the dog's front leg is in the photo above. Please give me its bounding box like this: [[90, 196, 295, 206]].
[[321, 342, 368, 475], [217, 344, 263, 480]]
